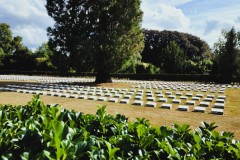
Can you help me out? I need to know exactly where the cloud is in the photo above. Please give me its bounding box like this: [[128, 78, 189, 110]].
[[141, 3, 190, 32], [177, 0, 240, 47], [0, 0, 53, 50], [12, 25, 48, 50], [204, 20, 235, 35], [0, 0, 240, 50], [190, 20, 233, 47], [237, 17, 240, 23], [203, 20, 235, 37], [201, 29, 224, 48], [204, 20, 220, 35], [143, 0, 193, 7]]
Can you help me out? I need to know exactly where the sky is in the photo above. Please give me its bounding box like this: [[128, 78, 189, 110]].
[[0, 0, 240, 51]]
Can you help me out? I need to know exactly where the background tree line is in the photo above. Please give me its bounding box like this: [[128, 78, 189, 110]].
[[0, 22, 212, 74], [0, 25, 240, 82], [0, 23, 55, 71], [141, 30, 213, 74], [211, 27, 240, 82]]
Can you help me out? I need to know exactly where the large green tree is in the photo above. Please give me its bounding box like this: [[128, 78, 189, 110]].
[[34, 43, 55, 71], [213, 27, 240, 82], [0, 23, 25, 54], [142, 29, 213, 74], [0, 23, 34, 70], [161, 41, 186, 73], [0, 23, 14, 54], [46, 0, 144, 83]]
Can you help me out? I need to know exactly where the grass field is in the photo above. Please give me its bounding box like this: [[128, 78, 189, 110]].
[[0, 80, 240, 140]]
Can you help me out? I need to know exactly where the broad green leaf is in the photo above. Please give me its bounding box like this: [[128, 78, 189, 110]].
[[105, 141, 120, 160], [51, 120, 64, 159], [1, 155, 12, 160], [56, 148, 64, 160], [211, 130, 220, 139], [137, 124, 147, 139], [52, 120, 64, 138], [76, 141, 87, 153], [181, 124, 190, 132], [194, 134, 201, 144], [20, 152, 29, 160], [141, 134, 155, 149], [43, 150, 55, 160], [50, 106, 62, 120], [216, 141, 225, 147]]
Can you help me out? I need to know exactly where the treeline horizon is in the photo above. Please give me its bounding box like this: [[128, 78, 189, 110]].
[[0, 22, 240, 82]]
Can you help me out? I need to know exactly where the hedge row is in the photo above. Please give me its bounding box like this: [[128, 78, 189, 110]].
[[1, 95, 240, 159]]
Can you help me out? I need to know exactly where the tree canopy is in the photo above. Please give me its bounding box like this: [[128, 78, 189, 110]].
[[46, 0, 144, 83], [161, 41, 186, 73], [141, 29, 213, 74], [212, 27, 240, 82], [0, 23, 25, 54], [0, 23, 33, 70], [0, 23, 54, 71]]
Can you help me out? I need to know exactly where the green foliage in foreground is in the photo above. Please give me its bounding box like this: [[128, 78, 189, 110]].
[[0, 96, 240, 159]]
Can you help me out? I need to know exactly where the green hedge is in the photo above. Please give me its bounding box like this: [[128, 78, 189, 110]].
[[0, 95, 240, 159]]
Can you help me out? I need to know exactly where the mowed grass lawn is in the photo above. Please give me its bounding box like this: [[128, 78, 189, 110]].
[[0, 80, 240, 140]]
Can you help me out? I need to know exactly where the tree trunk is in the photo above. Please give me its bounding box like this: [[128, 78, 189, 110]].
[[95, 71, 112, 83]]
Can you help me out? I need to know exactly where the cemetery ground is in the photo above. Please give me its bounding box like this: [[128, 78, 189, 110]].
[[0, 80, 240, 140]]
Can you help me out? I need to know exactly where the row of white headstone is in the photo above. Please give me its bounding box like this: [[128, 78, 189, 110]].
[[3, 83, 227, 102], [0, 75, 239, 89], [1, 83, 226, 115]]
